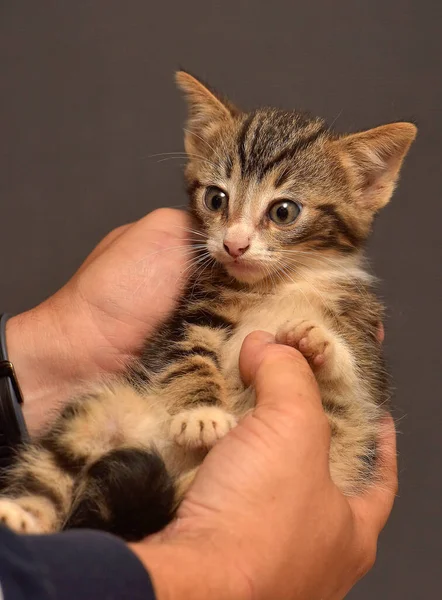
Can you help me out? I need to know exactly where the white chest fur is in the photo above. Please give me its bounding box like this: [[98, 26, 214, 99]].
[[219, 263, 371, 391], [220, 280, 325, 386]]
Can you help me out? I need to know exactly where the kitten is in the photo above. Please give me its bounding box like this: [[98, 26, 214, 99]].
[[0, 72, 416, 541]]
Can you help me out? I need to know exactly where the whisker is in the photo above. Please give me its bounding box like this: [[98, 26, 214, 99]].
[[147, 150, 220, 170], [189, 255, 215, 297], [148, 151, 188, 157], [170, 225, 208, 239], [148, 151, 209, 161], [329, 108, 344, 129], [181, 251, 212, 278], [156, 157, 187, 165], [181, 248, 209, 266], [155, 155, 219, 169], [143, 244, 206, 261]]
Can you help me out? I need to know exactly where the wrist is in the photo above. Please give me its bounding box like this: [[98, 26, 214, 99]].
[[129, 536, 252, 600], [5, 302, 97, 435]]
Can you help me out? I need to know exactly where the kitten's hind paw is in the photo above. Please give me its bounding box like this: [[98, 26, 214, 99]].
[[0, 499, 42, 534], [276, 319, 335, 370], [170, 406, 237, 449]]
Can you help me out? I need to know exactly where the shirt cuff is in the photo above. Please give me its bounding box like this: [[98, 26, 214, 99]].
[[0, 526, 156, 600]]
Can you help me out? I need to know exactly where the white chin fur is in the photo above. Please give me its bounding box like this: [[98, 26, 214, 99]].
[[224, 263, 267, 284]]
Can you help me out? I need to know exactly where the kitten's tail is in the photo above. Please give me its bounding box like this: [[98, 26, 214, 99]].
[[65, 448, 175, 541]]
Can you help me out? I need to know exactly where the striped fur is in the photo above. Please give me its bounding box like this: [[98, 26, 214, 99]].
[[0, 72, 416, 540]]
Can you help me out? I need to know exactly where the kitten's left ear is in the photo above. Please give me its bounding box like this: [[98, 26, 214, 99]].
[[333, 122, 417, 211], [176, 70, 239, 154]]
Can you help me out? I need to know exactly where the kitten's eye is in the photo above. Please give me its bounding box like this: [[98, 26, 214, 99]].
[[204, 186, 228, 212], [268, 200, 301, 225]]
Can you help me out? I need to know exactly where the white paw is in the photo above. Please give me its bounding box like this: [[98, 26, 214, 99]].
[[170, 406, 237, 448], [276, 319, 335, 369], [0, 499, 42, 534]]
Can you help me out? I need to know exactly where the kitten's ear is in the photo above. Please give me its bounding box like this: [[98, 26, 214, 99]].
[[175, 71, 238, 153], [334, 122, 417, 211]]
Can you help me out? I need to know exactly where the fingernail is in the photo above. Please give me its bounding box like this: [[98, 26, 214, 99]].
[[255, 331, 275, 344]]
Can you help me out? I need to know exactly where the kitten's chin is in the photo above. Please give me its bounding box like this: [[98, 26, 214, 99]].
[[223, 260, 267, 284]]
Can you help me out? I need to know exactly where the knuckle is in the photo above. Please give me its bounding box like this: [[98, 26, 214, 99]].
[[149, 207, 186, 226], [301, 406, 330, 438], [355, 538, 378, 580], [316, 410, 332, 436], [110, 224, 130, 237], [362, 547, 377, 577], [150, 207, 176, 219]]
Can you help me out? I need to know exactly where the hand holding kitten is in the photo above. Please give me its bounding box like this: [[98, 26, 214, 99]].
[[6, 208, 192, 434], [132, 331, 397, 600]]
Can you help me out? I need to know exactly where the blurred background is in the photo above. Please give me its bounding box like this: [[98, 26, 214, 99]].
[[1, 1, 441, 597]]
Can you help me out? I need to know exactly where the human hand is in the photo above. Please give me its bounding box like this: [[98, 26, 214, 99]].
[[132, 332, 397, 600], [6, 209, 192, 433]]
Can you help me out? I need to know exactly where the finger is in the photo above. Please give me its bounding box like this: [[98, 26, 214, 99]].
[[118, 209, 193, 270], [239, 331, 323, 415], [79, 223, 134, 271], [84, 209, 191, 272], [349, 415, 398, 534], [131, 209, 193, 286], [96, 223, 134, 251], [138, 208, 192, 242], [239, 330, 275, 386], [377, 323, 385, 344]]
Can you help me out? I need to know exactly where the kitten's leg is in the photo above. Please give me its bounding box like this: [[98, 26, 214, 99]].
[[276, 319, 381, 493], [0, 396, 109, 534], [0, 444, 76, 534], [65, 448, 176, 540], [0, 386, 153, 534], [158, 326, 237, 449], [0, 384, 175, 535]]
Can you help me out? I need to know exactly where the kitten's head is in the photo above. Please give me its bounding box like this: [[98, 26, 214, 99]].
[[177, 71, 416, 285]]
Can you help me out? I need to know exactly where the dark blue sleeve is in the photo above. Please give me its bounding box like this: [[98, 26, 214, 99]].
[[0, 526, 156, 600]]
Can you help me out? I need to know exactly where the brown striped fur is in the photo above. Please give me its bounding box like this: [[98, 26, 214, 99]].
[[0, 72, 416, 539]]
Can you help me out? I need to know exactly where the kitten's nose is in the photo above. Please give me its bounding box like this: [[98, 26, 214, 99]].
[[223, 238, 250, 258]]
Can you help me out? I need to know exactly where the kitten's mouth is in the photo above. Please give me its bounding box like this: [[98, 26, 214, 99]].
[[226, 259, 250, 271], [209, 248, 267, 282], [222, 257, 265, 281]]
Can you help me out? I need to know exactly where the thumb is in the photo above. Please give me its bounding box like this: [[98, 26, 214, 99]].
[[239, 331, 324, 418]]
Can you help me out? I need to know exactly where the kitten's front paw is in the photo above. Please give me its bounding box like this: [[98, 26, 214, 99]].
[[170, 406, 237, 449], [0, 499, 42, 534], [276, 319, 335, 369]]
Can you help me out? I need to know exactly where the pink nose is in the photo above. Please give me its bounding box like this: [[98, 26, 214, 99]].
[[223, 238, 250, 258]]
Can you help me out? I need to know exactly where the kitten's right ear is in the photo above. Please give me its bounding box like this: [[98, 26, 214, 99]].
[[175, 71, 238, 154]]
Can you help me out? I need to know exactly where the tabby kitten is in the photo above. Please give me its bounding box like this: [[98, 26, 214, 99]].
[[0, 72, 416, 541]]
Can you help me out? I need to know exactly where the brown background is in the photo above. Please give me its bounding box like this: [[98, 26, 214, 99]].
[[1, 1, 441, 597]]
